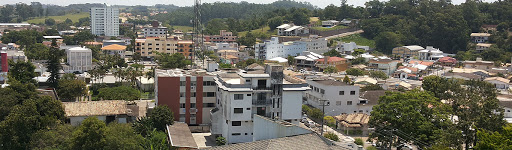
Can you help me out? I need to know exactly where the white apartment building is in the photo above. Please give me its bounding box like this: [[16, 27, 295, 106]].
[[91, 5, 119, 36], [300, 35, 329, 54], [66, 46, 92, 73], [144, 27, 168, 37], [337, 42, 370, 55], [255, 37, 307, 60], [211, 65, 310, 144], [306, 79, 373, 116], [276, 24, 309, 36]]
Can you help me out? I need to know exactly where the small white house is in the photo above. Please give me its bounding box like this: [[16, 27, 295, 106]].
[[484, 77, 510, 89], [321, 20, 339, 27], [62, 100, 136, 126]]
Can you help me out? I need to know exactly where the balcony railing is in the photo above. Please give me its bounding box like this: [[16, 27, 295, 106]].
[[252, 99, 272, 105]]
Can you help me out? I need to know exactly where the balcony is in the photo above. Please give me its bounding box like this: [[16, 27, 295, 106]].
[[253, 86, 271, 91], [252, 99, 272, 105]]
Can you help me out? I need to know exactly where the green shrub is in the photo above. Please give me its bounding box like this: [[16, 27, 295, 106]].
[[354, 138, 364, 145], [323, 132, 339, 141]]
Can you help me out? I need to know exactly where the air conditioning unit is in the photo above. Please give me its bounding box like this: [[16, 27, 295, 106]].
[[191, 86, 196, 90]]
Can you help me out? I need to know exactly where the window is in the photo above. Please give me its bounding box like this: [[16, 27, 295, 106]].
[[339, 91, 344, 95], [180, 92, 185, 97], [191, 92, 196, 97], [203, 92, 215, 97], [180, 81, 186, 86], [232, 133, 241, 135], [180, 103, 186, 108], [190, 103, 196, 108], [232, 121, 241, 126], [234, 94, 243, 100], [190, 114, 196, 118], [247, 94, 252, 96], [234, 108, 243, 113], [179, 114, 186, 118], [350, 91, 356, 95], [347, 101, 353, 105], [203, 81, 215, 86], [203, 103, 215, 107], [320, 89, 325, 94], [191, 81, 197, 86], [336, 101, 342, 105]]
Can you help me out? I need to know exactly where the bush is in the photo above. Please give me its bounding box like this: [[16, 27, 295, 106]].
[[354, 138, 364, 145], [302, 105, 310, 113], [366, 146, 378, 150], [97, 86, 141, 101], [324, 116, 336, 128], [307, 107, 323, 119], [323, 132, 339, 141], [216, 136, 227, 146]]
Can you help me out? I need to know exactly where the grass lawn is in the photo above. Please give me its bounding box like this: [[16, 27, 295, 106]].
[[172, 25, 193, 32], [238, 26, 273, 37], [310, 17, 319, 23], [27, 12, 89, 24], [334, 33, 376, 48], [311, 25, 349, 31]]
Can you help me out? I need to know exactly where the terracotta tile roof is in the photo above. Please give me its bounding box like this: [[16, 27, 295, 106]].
[[167, 122, 198, 148], [101, 44, 126, 51], [62, 100, 128, 117], [206, 133, 345, 150], [334, 113, 370, 128], [438, 57, 457, 63], [409, 60, 434, 66], [316, 57, 346, 62], [484, 77, 510, 83]]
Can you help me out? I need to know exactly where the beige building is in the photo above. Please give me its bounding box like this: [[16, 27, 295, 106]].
[[392, 45, 424, 59], [135, 37, 179, 58]]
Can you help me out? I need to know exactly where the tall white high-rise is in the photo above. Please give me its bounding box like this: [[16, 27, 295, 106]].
[[91, 4, 119, 36]]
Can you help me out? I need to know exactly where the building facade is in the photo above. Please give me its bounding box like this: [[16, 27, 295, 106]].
[[91, 5, 119, 36], [276, 24, 309, 36], [66, 47, 92, 73], [135, 37, 178, 58], [255, 37, 307, 60], [155, 69, 217, 127], [210, 65, 309, 144], [368, 58, 398, 75], [143, 24, 168, 38], [204, 30, 237, 43]]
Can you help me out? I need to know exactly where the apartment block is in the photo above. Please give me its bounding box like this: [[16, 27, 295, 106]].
[[210, 65, 310, 144], [135, 37, 178, 58], [204, 30, 237, 43], [91, 4, 119, 36], [155, 69, 217, 127], [65, 46, 92, 73], [177, 40, 194, 59]]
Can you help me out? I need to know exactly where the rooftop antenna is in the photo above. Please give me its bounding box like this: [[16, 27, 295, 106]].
[[192, 0, 204, 69]]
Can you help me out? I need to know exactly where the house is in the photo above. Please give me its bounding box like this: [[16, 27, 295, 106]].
[[166, 122, 198, 149], [418, 46, 445, 60], [321, 20, 340, 27], [62, 100, 139, 126], [276, 24, 309, 36], [482, 24, 498, 33], [315, 56, 348, 71], [204, 30, 237, 43], [471, 33, 491, 43], [294, 51, 323, 70], [101, 44, 126, 58], [392, 45, 424, 59], [463, 58, 494, 70], [476, 43, 492, 52], [354, 77, 378, 86], [438, 57, 457, 66], [443, 72, 482, 81], [498, 100, 512, 123], [337, 42, 369, 55], [393, 66, 419, 79], [306, 79, 372, 115], [334, 113, 371, 135], [210, 65, 310, 144], [155, 69, 216, 130], [368, 57, 398, 75], [484, 77, 510, 89], [217, 50, 249, 63], [65, 46, 92, 73]]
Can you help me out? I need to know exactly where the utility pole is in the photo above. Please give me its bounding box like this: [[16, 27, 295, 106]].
[[319, 99, 329, 135]]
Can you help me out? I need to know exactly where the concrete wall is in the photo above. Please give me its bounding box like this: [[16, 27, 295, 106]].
[[253, 115, 312, 141], [281, 91, 303, 123]]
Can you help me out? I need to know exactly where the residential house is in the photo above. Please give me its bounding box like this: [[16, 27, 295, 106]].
[[418, 46, 445, 60], [210, 65, 310, 144], [334, 113, 370, 135], [276, 24, 309, 36], [471, 33, 491, 43], [294, 51, 323, 70], [392, 45, 424, 59], [484, 77, 510, 89], [155, 69, 217, 130], [217, 50, 249, 64], [315, 56, 348, 71], [482, 24, 498, 33], [204, 30, 237, 43], [354, 77, 378, 87], [337, 42, 369, 55], [498, 101, 512, 123], [438, 56, 457, 66], [368, 57, 398, 75], [306, 79, 371, 115], [476, 43, 492, 52], [443, 72, 482, 81], [101, 44, 126, 58], [463, 58, 494, 70], [62, 100, 140, 126], [103, 40, 126, 47], [321, 20, 340, 27]]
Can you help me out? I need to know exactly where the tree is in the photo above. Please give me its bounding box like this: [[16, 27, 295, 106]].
[[216, 136, 227, 146], [237, 32, 257, 46], [345, 68, 364, 76], [104, 123, 144, 150], [57, 78, 87, 101], [323, 49, 342, 57], [44, 18, 55, 26], [352, 49, 365, 56], [343, 75, 351, 84], [25, 43, 50, 60], [421, 76, 455, 100], [150, 105, 174, 131], [132, 117, 154, 137], [155, 52, 190, 69], [323, 132, 339, 141], [307, 107, 323, 119], [354, 138, 364, 145], [369, 90, 452, 148], [30, 124, 74, 150], [475, 124, 512, 150], [46, 39, 62, 88], [323, 116, 336, 128], [369, 71, 388, 80], [71, 117, 107, 150], [140, 130, 170, 150], [268, 16, 284, 30], [7, 60, 37, 84], [350, 57, 366, 65], [97, 86, 141, 101], [287, 55, 295, 66], [374, 32, 400, 54], [323, 66, 338, 76], [0, 88, 19, 121]]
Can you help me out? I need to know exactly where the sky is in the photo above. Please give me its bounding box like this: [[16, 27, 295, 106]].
[[0, 0, 499, 8]]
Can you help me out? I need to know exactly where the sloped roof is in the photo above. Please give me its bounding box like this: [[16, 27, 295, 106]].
[[316, 57, 346, 62], [101, 44, 126, 51], [246, 63, 264, 70], [334, 113, 370, 128], [206, 133, 344, 150], [476, 43, 492, 47], [167, 122, 198, 148], [311, 79, 349, 86], [484, 77, 510, 83], [471, 33, 491, 37], [438, 57, 457, 63], [499, 101, 512, 109], [402, 45, 425, 51], [62, 100, 128, 117]]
